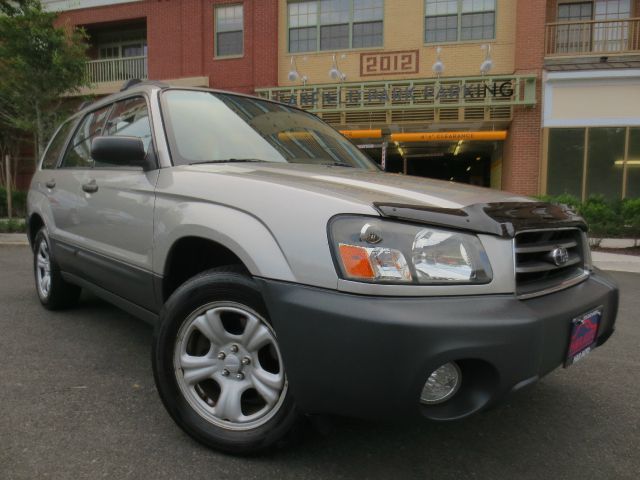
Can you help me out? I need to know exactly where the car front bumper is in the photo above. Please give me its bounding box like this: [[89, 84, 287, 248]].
[[256, 268, 619, 421]]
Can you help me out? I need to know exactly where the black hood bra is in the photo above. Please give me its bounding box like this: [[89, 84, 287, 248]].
[[374, 201, 587, 238]]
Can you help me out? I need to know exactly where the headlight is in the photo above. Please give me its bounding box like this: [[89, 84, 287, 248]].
[[330, 216, 493, 285]]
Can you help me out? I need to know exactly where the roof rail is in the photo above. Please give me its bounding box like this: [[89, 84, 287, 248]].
[[120, 79, 170, 91], [77, 100, 94, 111]]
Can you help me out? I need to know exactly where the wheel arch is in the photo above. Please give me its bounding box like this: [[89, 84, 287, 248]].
[[157, 221, 296, 302], [27, 213, 45, 251], [161, 236, 248, 301]]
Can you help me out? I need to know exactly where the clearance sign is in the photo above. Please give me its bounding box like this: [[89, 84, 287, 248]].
[[390, 131, 508, 142], [338, 130, 508, 142]]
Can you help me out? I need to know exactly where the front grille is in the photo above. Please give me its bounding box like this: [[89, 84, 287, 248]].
[[515, 229, 586, 298]]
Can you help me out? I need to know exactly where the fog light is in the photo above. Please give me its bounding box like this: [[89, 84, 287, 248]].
[[420, 362, 461, 405]]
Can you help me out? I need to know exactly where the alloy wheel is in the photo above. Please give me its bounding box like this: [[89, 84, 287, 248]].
[[36, 240, 52, 299], [173, 302, 287, 431]]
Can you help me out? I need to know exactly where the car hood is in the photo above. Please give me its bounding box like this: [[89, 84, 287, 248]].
[[184, 162, 533, 210]]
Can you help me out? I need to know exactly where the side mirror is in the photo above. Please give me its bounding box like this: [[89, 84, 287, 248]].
[[91, 136, 148, 169]]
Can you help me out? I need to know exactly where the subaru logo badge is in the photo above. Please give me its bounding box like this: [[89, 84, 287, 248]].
[[551, 247, 569, 266]]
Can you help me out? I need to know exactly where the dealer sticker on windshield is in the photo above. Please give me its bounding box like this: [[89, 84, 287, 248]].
[[565, 308, 602, 367]]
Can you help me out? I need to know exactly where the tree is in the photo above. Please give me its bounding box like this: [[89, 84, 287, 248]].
[[0, 0, 89, 165]]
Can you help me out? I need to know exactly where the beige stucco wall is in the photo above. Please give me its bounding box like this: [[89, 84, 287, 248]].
[[277, 0, 517, 86], [550, 83, 640, 122], [543, 71, 640, 127]]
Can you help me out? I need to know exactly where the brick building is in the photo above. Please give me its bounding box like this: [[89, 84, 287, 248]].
[[541, 0, 640, 201], [46, 0, 279, 95], [258, 0, 543, 194], [35, 0, 640, 198]]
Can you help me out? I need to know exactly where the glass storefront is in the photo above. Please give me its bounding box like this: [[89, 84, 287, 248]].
[[546, 126, 639, 200], [627, 128, 640, 198], [548, 129, 584, 198], [586, 127, 625, 199]]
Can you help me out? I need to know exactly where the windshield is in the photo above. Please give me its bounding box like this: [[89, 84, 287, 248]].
[[161, 89, 378, 169]]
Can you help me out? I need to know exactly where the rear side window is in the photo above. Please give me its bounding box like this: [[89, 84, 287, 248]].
[[41, 120, 75, 169], [104, 97, 152, 154], [61, 105, 112, 168]]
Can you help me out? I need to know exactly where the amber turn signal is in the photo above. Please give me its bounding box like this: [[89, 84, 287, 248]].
[[338, 244, 375, 279]]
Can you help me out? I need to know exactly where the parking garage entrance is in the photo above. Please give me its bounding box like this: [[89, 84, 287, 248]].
[[352, 131, 506, 190]]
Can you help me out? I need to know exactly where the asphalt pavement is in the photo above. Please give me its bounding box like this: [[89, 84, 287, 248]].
[[1, 246, 639, 480]]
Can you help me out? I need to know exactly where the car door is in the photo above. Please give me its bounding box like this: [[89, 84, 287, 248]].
[[48, 105, 112, 272], [77, 95, 159, 312], [36, 117, 77, 240]]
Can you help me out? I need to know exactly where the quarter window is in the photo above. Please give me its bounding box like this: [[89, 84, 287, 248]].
[[288, 0, 383, 53], [425, 0, 495, 43], [215, 4, 244, 57], [61, 106, 111, 168]]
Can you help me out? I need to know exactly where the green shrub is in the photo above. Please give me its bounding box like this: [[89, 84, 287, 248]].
[[536, 193, 581, 210], [0, 187, 27, 218], [580, 196, 622, 237], [621, 198, 640, 238], [537, 194, 636, 238], [0, 218, 27, 233]]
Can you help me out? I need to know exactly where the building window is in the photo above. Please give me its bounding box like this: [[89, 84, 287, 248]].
[[289, 1, 318, 53], [554, 1, 633, 53], [547, 128, 585, 199], [95, 30, 147, 59], [215, 4, 243, 57], [288, 0, 383, 53], [627, 128, 640, 198], [425, 0, 495, 44], [556, 2, 593, 53], [558, 1, 593, 21], [586, 127, 626, 199], [546, 127, 639, 200]]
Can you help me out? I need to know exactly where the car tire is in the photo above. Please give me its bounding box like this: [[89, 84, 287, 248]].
[[33, 228, 81, 310], [152, 266, 298, 454]]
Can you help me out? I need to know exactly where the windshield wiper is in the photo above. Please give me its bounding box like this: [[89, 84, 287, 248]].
[[189, 158, 268, 165]]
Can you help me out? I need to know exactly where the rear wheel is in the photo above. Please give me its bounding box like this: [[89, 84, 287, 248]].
[[33, 228, 81, 310], [152, 267, 297, 454]]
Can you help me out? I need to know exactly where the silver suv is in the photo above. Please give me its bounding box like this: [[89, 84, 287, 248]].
[[28, 81, 619, 454]]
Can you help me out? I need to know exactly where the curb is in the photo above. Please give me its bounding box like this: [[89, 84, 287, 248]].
[[0, 234, 29, 246]]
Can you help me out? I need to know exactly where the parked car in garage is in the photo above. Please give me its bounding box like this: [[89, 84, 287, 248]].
[[27, 80, 618, 454]]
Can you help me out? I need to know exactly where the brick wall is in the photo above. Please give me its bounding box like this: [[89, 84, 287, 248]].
[[501, 0, 546, 195], [55, 0, 279, 93]]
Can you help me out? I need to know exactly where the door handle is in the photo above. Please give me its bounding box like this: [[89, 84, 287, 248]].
[[82, 181, 99, 193], [45, 179, 56, 189]]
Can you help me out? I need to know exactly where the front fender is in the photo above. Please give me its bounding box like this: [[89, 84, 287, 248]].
[[153, 198, 296, 282]]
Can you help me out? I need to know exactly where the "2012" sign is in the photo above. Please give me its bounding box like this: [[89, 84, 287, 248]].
[[360, 50, 419, 77]]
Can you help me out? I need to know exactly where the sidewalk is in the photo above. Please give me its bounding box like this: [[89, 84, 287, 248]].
[[591, 251, 640, 274], [1, 233, 639, 273]]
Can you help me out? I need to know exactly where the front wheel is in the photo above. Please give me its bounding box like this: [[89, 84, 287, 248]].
[[152, 267, 298, 454]]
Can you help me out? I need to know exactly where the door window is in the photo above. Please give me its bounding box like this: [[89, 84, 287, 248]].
[[42, 120, 76, 169], [97, 96, 153, 167], [61, 106, 112, 168], [104, 97, 152, 150]]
